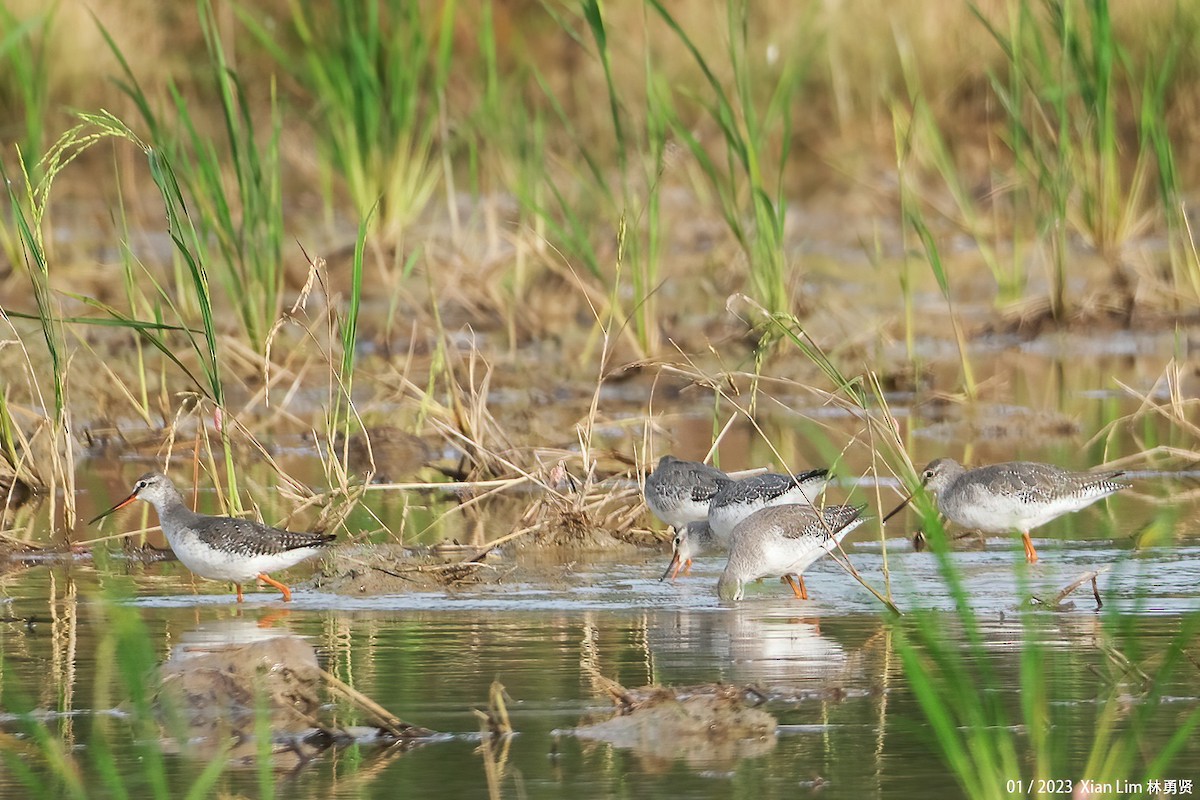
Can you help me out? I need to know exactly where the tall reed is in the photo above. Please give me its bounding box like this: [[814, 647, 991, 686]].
[[98, 0, 285, 354], [650, 0, 805, 317], [327, 215, 370, 448], [893, 159, 979, 400], [26, 109, 241, 499], [582, 0, 668, 356], [499, 3, 669, 358], [1136, 39, 1200, 304], [1, 155, 75, 524], [894, 503, 1200, 797], [890, 45, 1029, 307], [0, 3, 52, 181], [967, 0, 1172, 315], [241, 0, 455, 247]]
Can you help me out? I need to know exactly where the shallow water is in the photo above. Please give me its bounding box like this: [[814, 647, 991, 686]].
[[1, 521, 1198, 798], [4, 335, 1200, 796]]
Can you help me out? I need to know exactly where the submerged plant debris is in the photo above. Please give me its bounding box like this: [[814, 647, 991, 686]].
[[572, 678, 778, 767]]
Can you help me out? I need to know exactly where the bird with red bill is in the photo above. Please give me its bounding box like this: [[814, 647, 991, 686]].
[[91, 472, 335, 601]]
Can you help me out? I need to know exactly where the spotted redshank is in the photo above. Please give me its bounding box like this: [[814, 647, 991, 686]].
[[707, 469, 830, 542], [659, 519, 720, 581], [90, 472, 336, 602], [883, 458, 1131, 563], [717, 503, 864, 602], [643, 455, 731, 530]]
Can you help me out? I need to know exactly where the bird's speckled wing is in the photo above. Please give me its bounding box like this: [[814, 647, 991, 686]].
[[715, 473, 780, 504], [717, 470, 827, 503], [782, 503, 864, 541], [190, 517, 335, 557], [976, 462, 1128, 503], [647, 460, 729, 499], [688, 475, 731, 504]]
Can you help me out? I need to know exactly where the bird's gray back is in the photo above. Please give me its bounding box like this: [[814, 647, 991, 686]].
[[956, 461, 1128, 502], [647, 458, 729, 500], [176, 515, 333, 557], [712, 470, 824, 507], [733, 503, 862, 542]]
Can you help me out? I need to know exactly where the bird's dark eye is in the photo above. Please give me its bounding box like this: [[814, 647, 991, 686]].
[[923, 469, 935, 480]]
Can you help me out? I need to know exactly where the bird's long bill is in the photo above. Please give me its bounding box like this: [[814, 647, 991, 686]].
[[659, 551, 682, 582], [88, 490, 139, 525], [881, 491, 915, 525]]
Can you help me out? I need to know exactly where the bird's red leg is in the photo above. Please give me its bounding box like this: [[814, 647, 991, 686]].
[[784, 575, 807, 600], [1022, 532, 1039, 564], [258, 573, 293, 602], [236, 584, 245, 603], [681, 559, 693, 576]]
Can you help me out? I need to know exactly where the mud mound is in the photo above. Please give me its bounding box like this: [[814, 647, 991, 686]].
[[574, 681, 777, 767]]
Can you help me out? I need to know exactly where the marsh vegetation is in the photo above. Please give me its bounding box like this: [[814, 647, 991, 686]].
[[1, 0, 1200, 797]]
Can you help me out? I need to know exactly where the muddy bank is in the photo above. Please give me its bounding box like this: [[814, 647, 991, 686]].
[[313, 531, 658, 596]]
